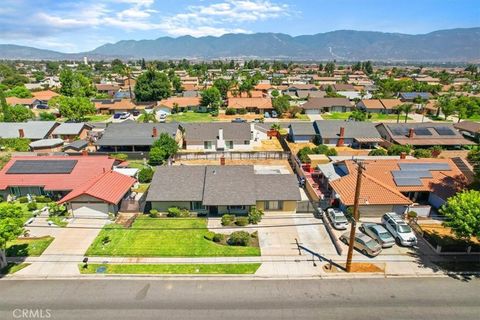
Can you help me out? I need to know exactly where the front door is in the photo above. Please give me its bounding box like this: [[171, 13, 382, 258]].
[[209, 206, 218, 215]]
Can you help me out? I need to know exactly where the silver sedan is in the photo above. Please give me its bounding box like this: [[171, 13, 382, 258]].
[[360, 223, 395, 248]]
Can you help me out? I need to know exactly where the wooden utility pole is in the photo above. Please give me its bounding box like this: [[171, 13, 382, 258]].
[[345, 161, 365, 272]]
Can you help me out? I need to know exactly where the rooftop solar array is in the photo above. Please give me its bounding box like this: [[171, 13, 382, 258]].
[[414, 127, 432, 136], [393, 177, 424, 186], [388, 126, 408, 136], [391, 170, 433, 179], [6, 160, 78, 174], [434, 126, 456, 136], [398, 162, 451, 171]]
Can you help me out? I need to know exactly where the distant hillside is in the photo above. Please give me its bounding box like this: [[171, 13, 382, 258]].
[[1, 28, 479, 62]]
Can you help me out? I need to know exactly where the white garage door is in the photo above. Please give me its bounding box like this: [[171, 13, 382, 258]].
[[305, 109, 320, 115], [72, 203, 109, 218]]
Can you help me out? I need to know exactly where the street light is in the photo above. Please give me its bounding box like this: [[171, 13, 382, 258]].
[[345, 161, 366, 273]]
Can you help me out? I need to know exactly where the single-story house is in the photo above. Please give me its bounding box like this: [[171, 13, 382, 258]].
[[146, 165, 301, 215], [454, 121, 480, 143], [300, 98, 352, 114], [95, 84, 121, 97], [63, 139, 89, 152], [95, 122, 182, 152], [288, 123, 318, 143], [0, 121, 58, 141], [399, 92, 432, 102], [182, 123, 262, 152], [51, 123, 92, 142], [327, 158, 467, 216], [379, 99, 403, 114], [59, 170, 136, 218], [157, 97, 202, 113], [93, 99, 144, 114], [227, 97, 273, 114], [29, 138, 64, 152], [315, 120, 383, 148], [376, 123, 474, 148]]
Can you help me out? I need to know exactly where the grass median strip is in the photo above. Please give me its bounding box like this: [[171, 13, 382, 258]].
[[6, 236, 55, 257], [0, 263, 31, 275], [79, 263, 261, 275]]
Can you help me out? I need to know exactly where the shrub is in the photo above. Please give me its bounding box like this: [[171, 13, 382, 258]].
[[0, 195, 3, 202], [235, 216, 249, 226], [167, 207, 190, 217], [204, 231, 215, 241], [213, 233, 224, 243], [248, 206, 264, 224], [407, 211, 418, 220], [413, 149, 432, 158], [388, 144, 412, 156], [225, 108, 236, 115], [35, 196, 52, 203], [149, 209, 159, 218], [18, 196, 28, 203], [48, 203, 66, 216], [148, 147, 166, 166], [27, 201, 37, 211], [368, 148, 388, 156], [228, 231, 250, 246], [109, 153, 128, 161], [325, 148, 338, 156], [221, 214, 235, 226], [237, 108, 247, 115], [138, 167, 154, 183], [210, 110, 219, 117]]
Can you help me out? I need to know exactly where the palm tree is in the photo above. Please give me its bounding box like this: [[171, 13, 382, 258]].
[[122, 65, 133, 100], [394, 105, 404, 123], [402, 103, 413, 123], [141, 110, 157, 123]]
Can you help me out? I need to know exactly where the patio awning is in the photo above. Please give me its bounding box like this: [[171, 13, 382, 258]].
[[354, 137, 384, 143]]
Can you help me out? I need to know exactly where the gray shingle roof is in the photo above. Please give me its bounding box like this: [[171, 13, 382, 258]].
[[203, 166, 256, 206], [29, 138, 64, 148], [96, 122, 179, 146], [182, 123, 251, 143], [314, 120, 381, 140], [52, 123, 90, 135], [301, 98, 352, 110], [254, 174, 301, 201], [63, 139, 88, 151], [146, 166, 206, 202], [0, 121, 57, 140], [289, 123, 317, 136]]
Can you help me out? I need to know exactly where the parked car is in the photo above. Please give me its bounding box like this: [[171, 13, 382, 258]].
[[120, 112, 131, 120], [264, 112, 271, 118], [132, 110, 140, 116], [339, 232, 382, 257], [113, 113, 122, 119], [36, 104, 49, 109], [271, 110, 278, 118], [381, 213, 417, 247], [326, 208, 349, 230], [360, 223, 395, 248], [231, 118, 246, 123]]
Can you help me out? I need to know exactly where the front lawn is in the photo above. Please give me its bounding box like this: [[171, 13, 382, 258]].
[[322, 112, 412, 121], [48, 216, 68, 227], [168, 111, 216, 123], [0, 263, 30, 275], [6, 236, 55, 257], [86, 217, 260, 257], [79, 263, 261, 274], [84, 114, 112, 122]]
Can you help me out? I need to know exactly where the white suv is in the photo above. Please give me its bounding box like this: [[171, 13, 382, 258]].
[[381, 213, 417, 247]]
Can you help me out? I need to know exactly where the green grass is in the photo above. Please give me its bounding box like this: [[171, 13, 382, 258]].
[[132, 183, 149, 193], [84, 114, 112, 122], [86, 217, 260, 257], [6, 236, 55, 257], [127, 160, 148, 169], [48, 216, 68, 227], [79, 263, 261, 274], [0, 263, 30, 275], [294, 114, 310, 121], [322, 112, 412, 121], [168, 111, 215, 123], [0, 202, 46, 224]]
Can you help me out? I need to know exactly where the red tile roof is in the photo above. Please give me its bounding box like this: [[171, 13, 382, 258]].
[[59, 171, 136, 205], [0, 156, 116, 192]]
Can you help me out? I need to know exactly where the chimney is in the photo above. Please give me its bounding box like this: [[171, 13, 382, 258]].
[[220, 156, 225, 166], [82, 150, 88, 156], [18, 129, 25, 138], [336, 127, 345, 147], [218, 128, 224, 140], [400, 152, 407, 159], [408, 128, 414, 139], [152, 126, 158, 138]]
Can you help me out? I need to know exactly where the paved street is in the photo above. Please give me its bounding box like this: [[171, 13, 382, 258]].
[[0, 278, 478, 320]]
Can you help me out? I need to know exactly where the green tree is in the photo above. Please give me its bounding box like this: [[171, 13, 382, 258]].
[[402, 103, 413, 123], [368, 149, 388, 156], [467, 148, 480, 185], [134, 68, 171, 102], [5, 86, 32, 98], [0, 204, 24, 268], [349, 109, 367, 121], [440, 190, 480, 240], [111, 59, 125, 74], [148, 147, 167, 166], [3, 105, 33, 122], [171, 75, 183, 93], [324, 62, 335, 76], [140, 110, 157, 123], [272, 95, 290, 115], [50, 96, 95, 122], [413, 149, 432, 158], [152, 132, 179, 158], [39, 112, 56, 121], [387, 144, 412, 156], [138, 167, 154, 183], [213, 78, 231, 100], [200, 87, 222, 112], [59, 69, 95, 97]]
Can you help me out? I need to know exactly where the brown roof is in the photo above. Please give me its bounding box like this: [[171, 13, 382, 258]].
[[301, 97, 351, 110], [158, 97, 201, 108], [255, 83, 274, 91], [95, 84, 120, 91], [227, 91, 265, 98], [454, 121, 480, 134], [379, 99, 403, 110], [32, 90, 59, 101], [6, 97, 34, 105], [360, 99, 384, 110], [94, 99, 138, 111], [227, 97, 273, 109]]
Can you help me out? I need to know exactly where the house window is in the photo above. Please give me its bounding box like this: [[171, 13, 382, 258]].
[[244, 140, 250, 145], [226, 141, 234, 150], [204, 141, 213, 150], [228, 205, 245, 211], [191, 201, 205, 211], [265, 201, 283, 210]]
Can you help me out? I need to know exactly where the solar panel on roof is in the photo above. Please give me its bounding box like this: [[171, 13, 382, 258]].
[[393, 177, 423, 186], [6, 160, 78, 174], [398, 162, 451, 171], [414, 127, 432, 136], [434, 126, 456, 136], [388, 126, 408, 136], [391, 170, 433, 179]]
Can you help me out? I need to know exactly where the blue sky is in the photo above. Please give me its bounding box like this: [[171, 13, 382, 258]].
[[0, 0, 478, 52]]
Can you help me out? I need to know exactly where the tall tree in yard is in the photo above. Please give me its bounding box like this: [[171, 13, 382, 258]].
[[134, 67, 171, 102], [402, 103, 413, 123], [0, 204, 24, 268], [440, 190, 480, 241], [200, 87, 222, 112], [394, 105, 404, 123]]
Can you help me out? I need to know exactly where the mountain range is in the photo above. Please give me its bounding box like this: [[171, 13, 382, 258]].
[[1, 28, 479, 62]]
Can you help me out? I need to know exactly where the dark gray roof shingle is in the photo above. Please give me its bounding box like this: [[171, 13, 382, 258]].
[[314, 120, 381, 140], [96, 122, 179, 146], [254, 174, 301, 201]]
